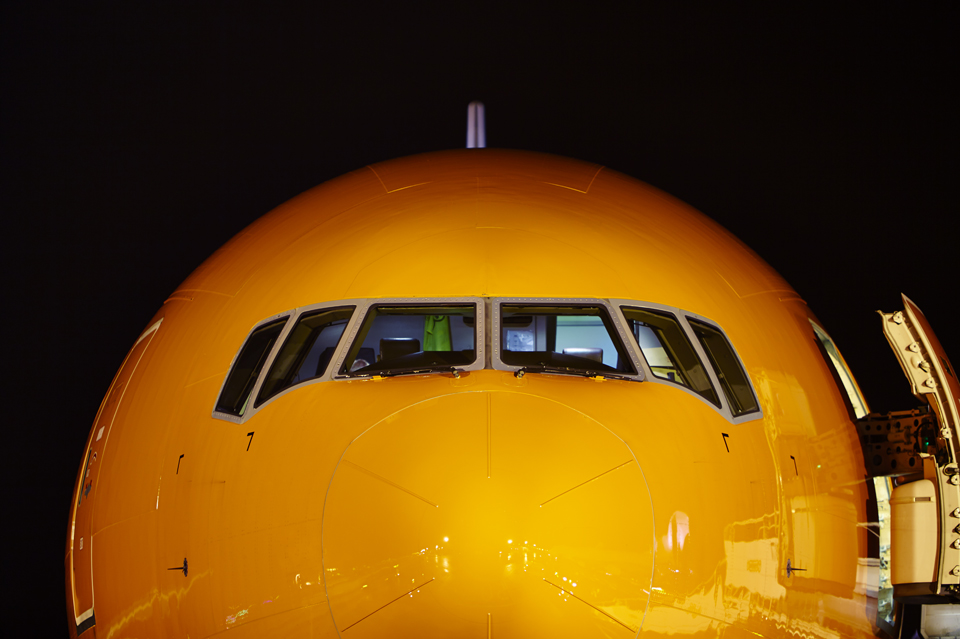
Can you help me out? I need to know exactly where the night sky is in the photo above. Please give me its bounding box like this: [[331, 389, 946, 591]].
[[2, 4, 955, 635]]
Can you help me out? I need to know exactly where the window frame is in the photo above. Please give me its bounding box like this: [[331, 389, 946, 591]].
[[619, 306, 721, 406], [611, 299, 763, 424], [491, 297, 645, 381], [254, 305, 357, 408], [687, 316, 761, 418], [331, 297, 486, 379], [809, 319, 869, 420], [212, 312, 291, 423], [211, 300, 366, 424]]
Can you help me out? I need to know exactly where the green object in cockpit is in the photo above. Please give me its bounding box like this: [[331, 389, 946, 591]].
[[424, 315, 452, 351]]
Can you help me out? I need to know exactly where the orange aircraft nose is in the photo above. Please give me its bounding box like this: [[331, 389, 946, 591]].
[[321, 390, 654, 638]]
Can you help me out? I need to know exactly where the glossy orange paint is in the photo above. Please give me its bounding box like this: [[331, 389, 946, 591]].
[[66, 150, 884, 637]]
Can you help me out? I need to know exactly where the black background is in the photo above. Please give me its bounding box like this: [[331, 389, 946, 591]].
[[2, 4, 955, 634]]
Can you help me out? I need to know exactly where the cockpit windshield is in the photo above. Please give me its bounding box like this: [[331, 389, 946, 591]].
[[339, 305, 476, 376], [499, 305, 635, 374], [214, 297, 760, 423]]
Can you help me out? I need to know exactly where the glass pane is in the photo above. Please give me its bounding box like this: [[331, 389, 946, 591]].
[[621, 307, 719, 405], [216, 318, 287, 416], [341, 305, 476, 375], [811, 321, 868, 419], [256, 307, 354, 405], [500, 305, 635, 374], [688, 319, 759, 416]]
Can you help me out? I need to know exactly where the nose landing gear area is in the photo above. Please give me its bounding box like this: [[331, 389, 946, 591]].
[[321, 391, 654, 637]]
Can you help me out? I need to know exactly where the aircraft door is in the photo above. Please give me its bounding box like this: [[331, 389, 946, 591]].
[[68, 319, 162, 634], [880, 294, 960, 599]]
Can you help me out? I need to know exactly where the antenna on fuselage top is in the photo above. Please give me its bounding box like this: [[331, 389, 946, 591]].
[[467, 101, 486, 148]]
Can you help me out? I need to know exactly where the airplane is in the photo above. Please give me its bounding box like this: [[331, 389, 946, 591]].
[[65, 103, 960, 638]]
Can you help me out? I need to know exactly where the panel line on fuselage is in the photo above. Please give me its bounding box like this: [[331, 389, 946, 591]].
[[539, 459, 635, 507], [339, 577, 437, 632], [542, 578, 637, 632], [342, 459, 439, 508], [486, 392, 493, 479]]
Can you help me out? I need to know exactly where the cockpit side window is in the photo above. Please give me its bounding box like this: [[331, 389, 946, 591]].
[[810, 321, 868, 419], [499, 305, 636, 374], [340, 305, 476, 376], [256, 306, 354, 406], [216, 317, 288, 417], [621, 307, 720, 406], [688, 319, 759, 416]]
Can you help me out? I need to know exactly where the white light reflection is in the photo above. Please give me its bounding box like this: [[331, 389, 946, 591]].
[[661, 511, 690, 552]]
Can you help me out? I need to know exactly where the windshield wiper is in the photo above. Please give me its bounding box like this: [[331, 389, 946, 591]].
[[513, 365, 636, 382], [381, 365, 461, 378], [344, 365, 461, 379]]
